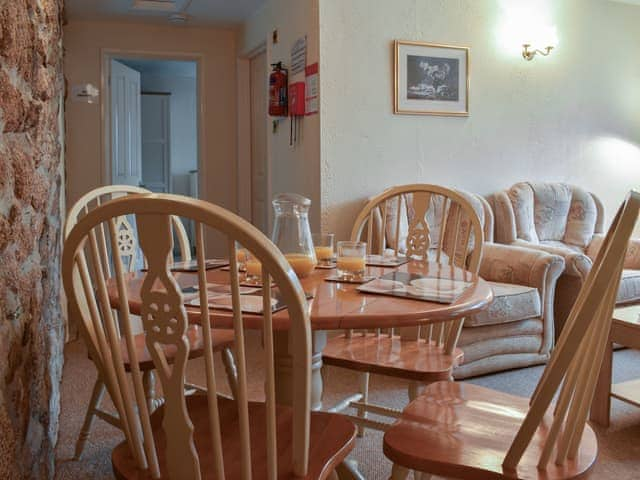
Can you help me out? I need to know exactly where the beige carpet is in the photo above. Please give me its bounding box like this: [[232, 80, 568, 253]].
[[55, 335, 640, 479]]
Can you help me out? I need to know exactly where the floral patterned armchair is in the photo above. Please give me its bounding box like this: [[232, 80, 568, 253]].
[[489, 182, 640, 337], [371, 188, 565, 379]]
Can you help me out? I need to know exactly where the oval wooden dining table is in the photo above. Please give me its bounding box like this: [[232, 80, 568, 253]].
[[109, 260, 493, 411]]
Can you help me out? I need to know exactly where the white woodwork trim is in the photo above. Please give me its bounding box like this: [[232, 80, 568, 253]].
[[236, 39, 270, 229]]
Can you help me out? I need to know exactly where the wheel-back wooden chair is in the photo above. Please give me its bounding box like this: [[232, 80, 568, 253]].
[[65, 186, 237, 460], [383, 190, 640, 480], [62, 193, 356, 479], [66, 185, 192, 268], [322, 184, 484, 434]]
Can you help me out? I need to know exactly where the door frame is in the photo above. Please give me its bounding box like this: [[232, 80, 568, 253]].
[[100, 48, 204, 198], [237, 41, 272, 229]]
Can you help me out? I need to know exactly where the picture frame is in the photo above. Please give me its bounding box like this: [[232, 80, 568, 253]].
[[394, 40, 470, 116]]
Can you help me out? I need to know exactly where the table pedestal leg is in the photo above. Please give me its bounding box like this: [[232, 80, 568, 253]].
[[274, 330, 326, 411], [273, 330, 364, 480], [590, 339, 613, 427]]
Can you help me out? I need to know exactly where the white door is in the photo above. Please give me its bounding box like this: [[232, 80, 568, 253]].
[[111, 59, 142, 186], [141, 93, 171, 193], [250, 52, 269, 233]]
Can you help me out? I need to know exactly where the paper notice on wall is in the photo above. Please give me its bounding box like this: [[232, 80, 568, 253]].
[[305, 63, 319, 115], [290, 36, 307, 76]]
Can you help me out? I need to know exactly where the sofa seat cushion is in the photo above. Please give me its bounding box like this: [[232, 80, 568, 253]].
[[464, 281, 541, 327], [618, 269, 640, 304], [539, 240, 584, 254], [458, 318, 545, 371]]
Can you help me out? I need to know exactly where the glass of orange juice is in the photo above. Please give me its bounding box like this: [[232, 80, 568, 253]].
[[284, 252, 317, 277], [235, 242, 248, 271], [312, 233, 335, 266], [244, 250, 262, 283], [336, 241, 367, 280]]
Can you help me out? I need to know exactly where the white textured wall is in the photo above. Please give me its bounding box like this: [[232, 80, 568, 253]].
[[241, 0, 321, 230], [319, 0, 640, 240], [140, 73, 198, 197]]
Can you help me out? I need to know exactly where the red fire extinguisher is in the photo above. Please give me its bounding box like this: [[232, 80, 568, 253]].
[[269, 62, 288, 117]]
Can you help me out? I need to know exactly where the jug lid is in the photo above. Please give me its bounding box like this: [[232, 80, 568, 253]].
[[272, 193, 311, 207]]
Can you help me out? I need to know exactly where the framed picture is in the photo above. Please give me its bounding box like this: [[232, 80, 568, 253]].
[[394, 40, 469, 116]]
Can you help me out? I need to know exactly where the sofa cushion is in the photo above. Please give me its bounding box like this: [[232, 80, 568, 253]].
[[465, 281, 541, 327], [460, 318, 543, 344], [563, 187, 598, 248], [507, 183, 538, 243], [618, 269, 640, 304], [539, 240, 584, 253], [530, 183, 572, 242]]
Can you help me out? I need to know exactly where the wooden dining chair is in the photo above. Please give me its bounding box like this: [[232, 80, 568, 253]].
[[383, 190, 640, 480], [65, 185, 237, 460], [322, 184, 484, 434], [65, 185, 192, 268], [62, 193, 357, 479]]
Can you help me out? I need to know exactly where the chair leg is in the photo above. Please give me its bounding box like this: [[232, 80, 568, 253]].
[[74, 376, 106, 460], [143, 370, 159, 412], [408, 382, 422, 401], [390, 464, 410, 480], [413, 472, 432, 480], [356, 372, 370, 437], [221, 347, 238, 400]]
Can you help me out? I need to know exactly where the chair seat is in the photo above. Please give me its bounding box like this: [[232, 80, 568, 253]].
[[112, 395, 357, 480], [121, 326, 235, 371], [383, 381, 598, 480], [322, 333, 463, 382]]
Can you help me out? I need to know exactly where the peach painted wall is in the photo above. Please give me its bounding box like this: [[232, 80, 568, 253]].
[[64, 20, 238, 217]]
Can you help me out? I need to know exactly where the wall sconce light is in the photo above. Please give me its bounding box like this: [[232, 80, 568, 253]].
[[522, 44, 554, 61]]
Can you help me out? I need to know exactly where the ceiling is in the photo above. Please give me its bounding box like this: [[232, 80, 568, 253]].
[[65, 0, 267, 27]]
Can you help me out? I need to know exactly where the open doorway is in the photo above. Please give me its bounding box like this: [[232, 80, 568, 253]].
[[108, 57, 199, 198], [103, 53, 201, 250]]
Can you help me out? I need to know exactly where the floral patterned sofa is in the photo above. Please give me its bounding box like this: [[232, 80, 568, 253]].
[[370, 188, 564, 378], [488, 182, 640, 338]]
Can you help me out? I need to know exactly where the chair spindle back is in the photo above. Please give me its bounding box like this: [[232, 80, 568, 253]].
[[62, 193, 312, 480], [66, 185, 192, 271], [350, 184, 485, 354], [502, 190, 640, 471]]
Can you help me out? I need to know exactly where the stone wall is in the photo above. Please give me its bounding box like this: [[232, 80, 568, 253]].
[[0, 0, 65, 478]]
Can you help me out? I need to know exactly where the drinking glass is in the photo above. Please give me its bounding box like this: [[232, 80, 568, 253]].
[[244, 250, 262, 283], [336, 241, 367, 279], [312, 233, 335, 266], [235, 242, 248, 271]]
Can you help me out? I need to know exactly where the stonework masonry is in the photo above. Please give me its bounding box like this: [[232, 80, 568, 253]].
[[0, 0, 65, 478]]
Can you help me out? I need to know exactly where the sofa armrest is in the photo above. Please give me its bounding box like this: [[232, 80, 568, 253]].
[[480, 243, 564, 290], [512, 240, 591, 280], [588, 233, 640, 270], [480, 243, 565, 356]]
